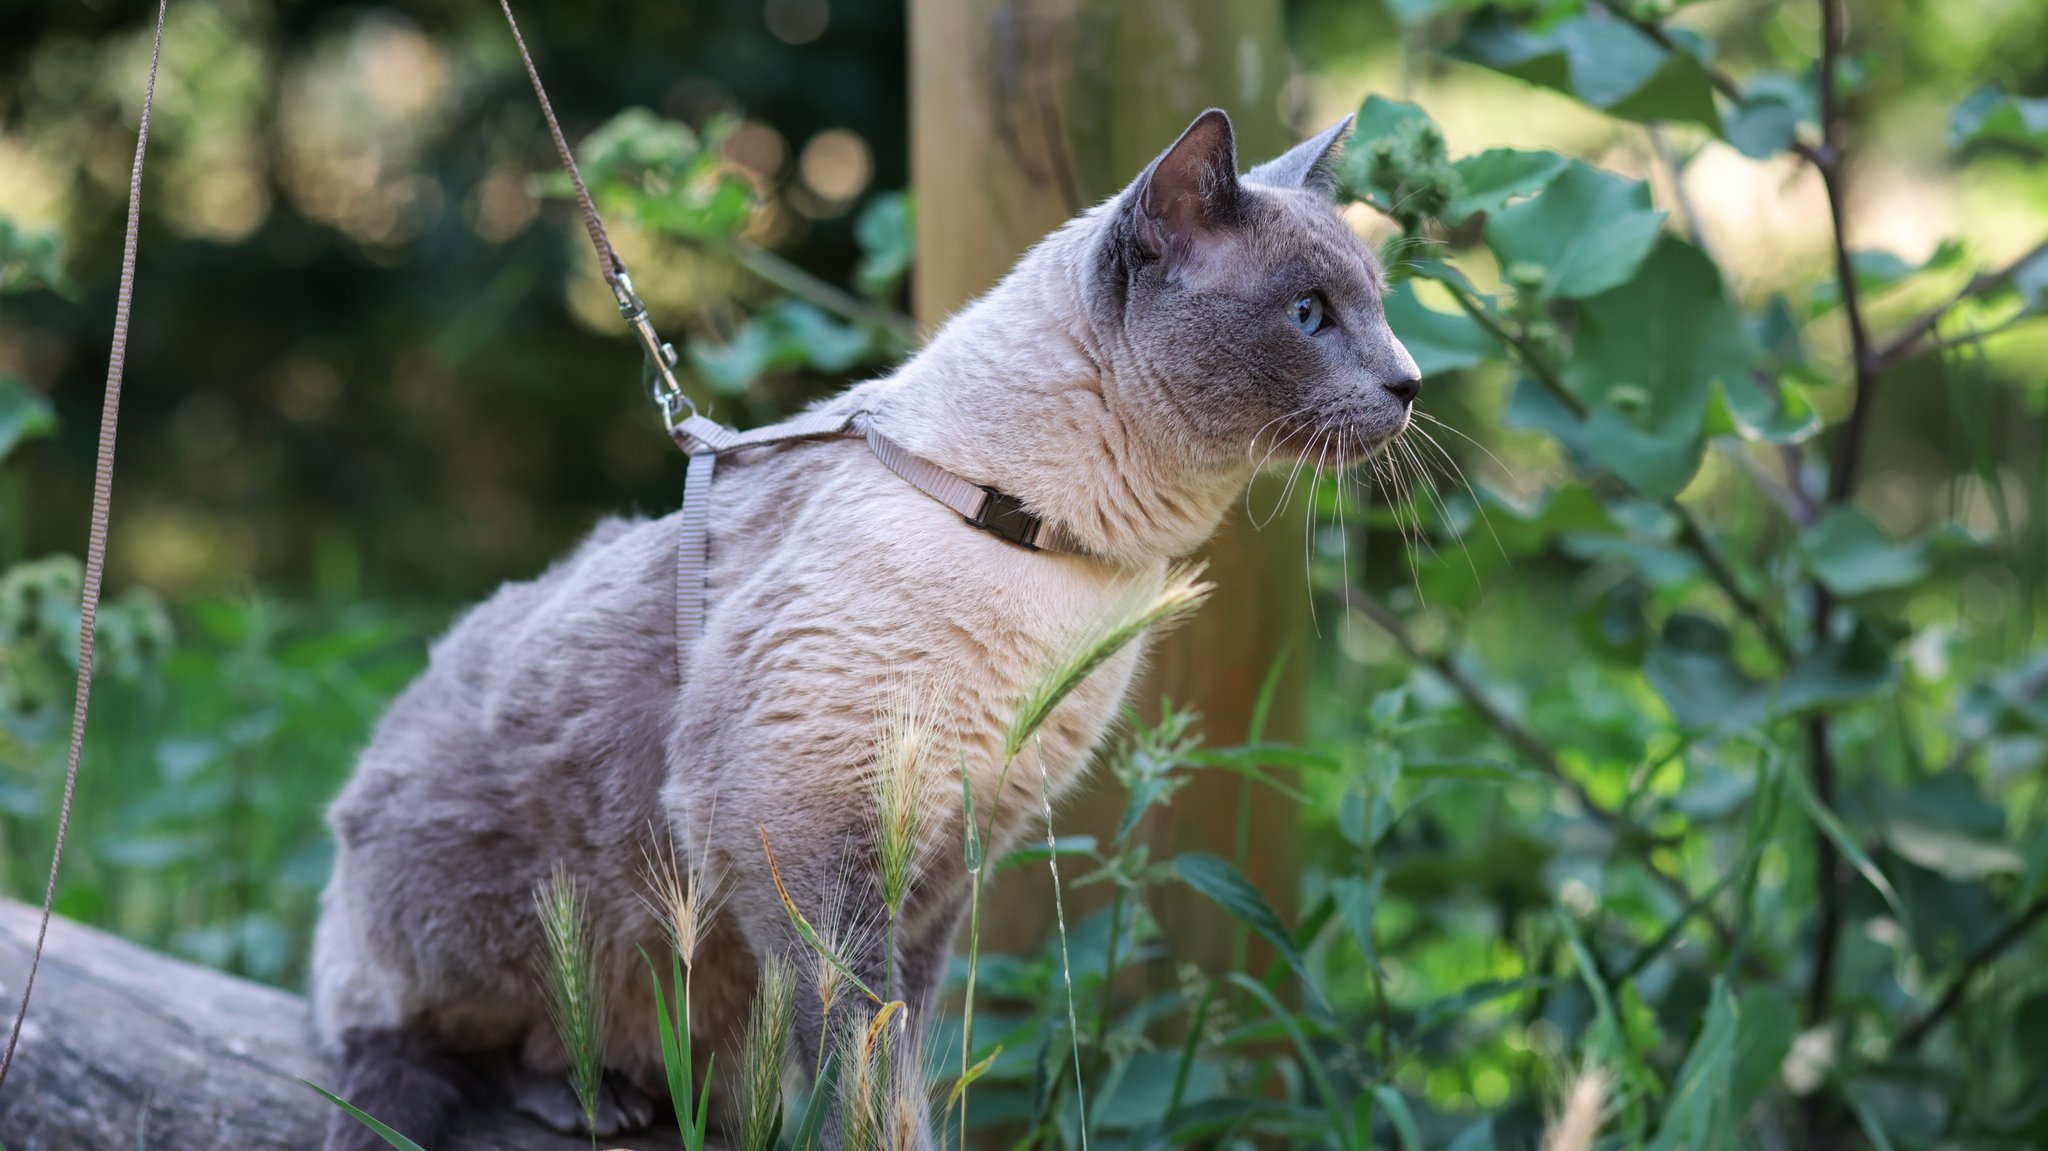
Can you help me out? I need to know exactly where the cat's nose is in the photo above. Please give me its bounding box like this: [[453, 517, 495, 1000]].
[[1381, 374, 1421, 405]]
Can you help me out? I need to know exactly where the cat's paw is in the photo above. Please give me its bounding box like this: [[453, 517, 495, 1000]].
[[510, 1069, 656, 1137]]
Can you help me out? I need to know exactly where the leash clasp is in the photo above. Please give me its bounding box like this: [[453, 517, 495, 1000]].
[[613, 271, 695, 432]]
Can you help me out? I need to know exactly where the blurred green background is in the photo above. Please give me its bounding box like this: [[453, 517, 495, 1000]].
[[6, 0, 2048, 1147]]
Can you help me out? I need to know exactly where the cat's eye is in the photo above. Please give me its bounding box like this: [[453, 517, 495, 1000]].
[[1290, 291, 1327, 335]]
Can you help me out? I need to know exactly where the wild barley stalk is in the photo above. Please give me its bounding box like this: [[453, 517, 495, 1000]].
[[956, 564, 1212, 1148], [740, 953, 797, 1151], [1001, 563, 1212, 762], [1035, 734, 1089, 1151], [873, 680, 941, 999], [642, 824, 728, 1150], [534, 863, 607, 1150]]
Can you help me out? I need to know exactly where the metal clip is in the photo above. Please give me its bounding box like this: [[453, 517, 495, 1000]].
[[612, 271, 695, 431]]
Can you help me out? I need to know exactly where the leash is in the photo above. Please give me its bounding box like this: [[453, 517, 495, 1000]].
[[493, 1, 1087, 663], [0, 0, 166, 1094]]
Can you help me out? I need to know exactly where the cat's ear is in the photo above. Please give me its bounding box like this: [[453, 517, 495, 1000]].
[[1244, 115, 1354, 198], [1128, 109, 1241, 271]]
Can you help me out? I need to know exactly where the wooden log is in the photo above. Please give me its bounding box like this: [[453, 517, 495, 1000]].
[[0, 898, 684, 1151]]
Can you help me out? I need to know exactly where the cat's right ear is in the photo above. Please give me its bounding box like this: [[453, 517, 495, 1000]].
[[1125, 109, 1241, 275]]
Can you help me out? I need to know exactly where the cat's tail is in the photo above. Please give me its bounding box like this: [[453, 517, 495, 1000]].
[[1540, 1068, 1608, 1151], [322, 1027, 476, 1151]]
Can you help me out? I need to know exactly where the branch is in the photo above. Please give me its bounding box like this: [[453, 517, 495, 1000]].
[[1895, 894, 2048, 1053], [1871, 237, 2048, 371], [731, 240, 920, 347]]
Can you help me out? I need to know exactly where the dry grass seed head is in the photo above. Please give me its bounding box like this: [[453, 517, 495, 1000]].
[[640, 823, 730, 970], [1541, 1067, 1609, 1151], [872, 676, 950, 919]]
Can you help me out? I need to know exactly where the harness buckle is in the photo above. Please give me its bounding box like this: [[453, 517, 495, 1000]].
[[967, 488, 1044, 551]]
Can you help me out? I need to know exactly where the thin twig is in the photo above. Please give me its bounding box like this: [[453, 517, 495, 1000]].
[[1871, 237, 2048, 370], [732, 241, 919, 346], [1895, 894, 2048, 1053], [1802, 3, 1855, 1106]]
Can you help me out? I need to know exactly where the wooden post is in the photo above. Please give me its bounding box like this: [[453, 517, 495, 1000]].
[[911, 0, 1306, 967]]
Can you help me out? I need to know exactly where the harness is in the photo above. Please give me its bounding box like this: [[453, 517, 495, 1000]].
[[496, 0, 1084, 653]]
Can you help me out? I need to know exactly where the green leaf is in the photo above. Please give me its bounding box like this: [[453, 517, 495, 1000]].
[[1788, 767, 1913, 934], [1951, 84, 2048, 153], [1331, 873, 1385, 973], [688, 299, 876, 392], [1808, 243, 1964, 315], [1486, 161, 1666, 301], [0, 218, 73, 297], [1798, 508, 1933, 596], [1721, 72, 1813, 159], [1648, 614, 1895, 731], [1729, 986, 1795, 1121], [1645, 980, 1738, 1151], [1709, 373, 1820, 445], [1567, 239, 1754, 497], [1879, 774, 2022, 881], [1176, 853, 1324, 1009], [1441, 149, 1568, 225], [1450, 12, 1720, 127], [1371, 1085, 1424, 1151], [853, 192, 915, 298], [300, 1081, 431, 1151], [1382, 282, 1496, 378], [0, 375, 58, 462]]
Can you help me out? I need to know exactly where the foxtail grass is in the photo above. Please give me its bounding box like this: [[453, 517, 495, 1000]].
[[1002, 563, 1211, 761], [640, 820, 729, 974], [957, 563, 1211, 1147], [873, 678, 946, 996], [740, 953, 797, 1151], [534, 863, 607, 1149]]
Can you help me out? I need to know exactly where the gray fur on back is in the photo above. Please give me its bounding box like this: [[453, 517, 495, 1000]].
[[310, 108, 1420, 1142]]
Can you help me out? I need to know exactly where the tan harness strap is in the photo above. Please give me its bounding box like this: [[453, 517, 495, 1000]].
[[0, 0, 167, 1094], [667, 410, 1087, 658]]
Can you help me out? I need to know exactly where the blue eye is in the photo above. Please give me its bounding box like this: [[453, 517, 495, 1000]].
[[1291, 291, 1327, 334]]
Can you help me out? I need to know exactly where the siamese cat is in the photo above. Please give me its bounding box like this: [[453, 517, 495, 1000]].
[[312, 107, 1422, 1150]]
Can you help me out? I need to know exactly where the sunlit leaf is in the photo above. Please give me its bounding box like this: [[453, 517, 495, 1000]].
[[1951, 83, 2048, 153], [1798, 507, 1933, 596], [1441, 148, 1568, 225], [1382, 282, 1496, 377], [1450, 11, 1720, 127], [1486, 161, 1667, 301]]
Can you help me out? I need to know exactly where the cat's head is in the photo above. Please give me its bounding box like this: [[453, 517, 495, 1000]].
[[1091, 109, 1419, 474]]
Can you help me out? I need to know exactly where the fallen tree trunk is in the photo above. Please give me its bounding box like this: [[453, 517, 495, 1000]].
[[0, 898, 684, 1151]]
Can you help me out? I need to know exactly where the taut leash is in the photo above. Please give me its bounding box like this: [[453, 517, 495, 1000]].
[[0, 0, 167, 1095], [493, 1, 1088, 667]]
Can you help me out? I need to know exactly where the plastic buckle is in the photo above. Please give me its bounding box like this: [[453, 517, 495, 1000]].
[[967, 488, 1043, 550]]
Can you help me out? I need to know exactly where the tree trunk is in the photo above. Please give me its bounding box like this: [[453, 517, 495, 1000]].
[[0, 898, 684, 1151], [910, 0, 1307, 967]]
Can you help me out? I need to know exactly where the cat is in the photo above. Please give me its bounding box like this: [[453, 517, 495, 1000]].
[[310, 107, 1422, 1150]]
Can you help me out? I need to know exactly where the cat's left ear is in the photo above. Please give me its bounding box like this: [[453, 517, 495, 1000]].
[[1244, 115, 1354, 198]]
